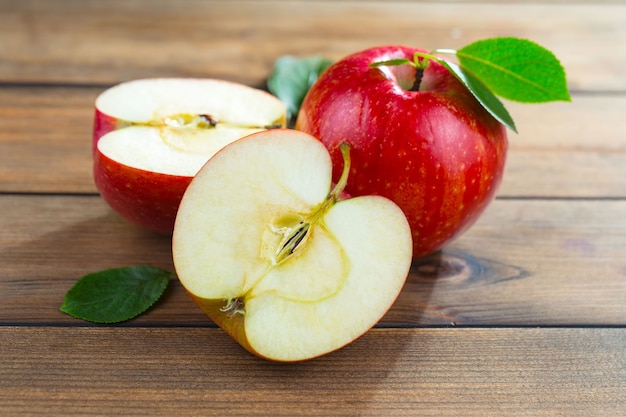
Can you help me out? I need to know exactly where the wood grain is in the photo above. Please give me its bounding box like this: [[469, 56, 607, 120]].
[[0, 86, 97, 193], [1, 327, 624, 416], [2, 195, 624, 327], [2, 87, 625, 197], [0, 0, 624, 91], [1, 1, 625, 415]]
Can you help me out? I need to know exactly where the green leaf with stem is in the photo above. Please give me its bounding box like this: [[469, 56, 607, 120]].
[[60, 266, 171, 323], [371, 37, 570, 132], [372, 50, 517, 132]]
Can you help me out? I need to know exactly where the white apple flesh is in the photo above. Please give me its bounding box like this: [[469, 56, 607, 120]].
[[93, 78, 286, 234], [172, 129, 413, 362]]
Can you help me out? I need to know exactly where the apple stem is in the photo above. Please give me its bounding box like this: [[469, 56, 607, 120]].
[[409, 50, 458, 91], [410, 69, 424, 92], [372, 51, 458, 92], [371, 56, 427, 91], [330, 142, 352, 202]]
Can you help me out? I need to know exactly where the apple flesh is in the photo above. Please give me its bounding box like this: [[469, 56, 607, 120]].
[[172, 129, 412, 362], [93, 78, 286, 234], [296, 46, 508, 258]]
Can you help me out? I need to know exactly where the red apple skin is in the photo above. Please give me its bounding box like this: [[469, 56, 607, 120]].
[[92, 108, 193, 234], [93, 108, 119, 143], [296, 45, 508, 258], [93, 151, 191, 234]]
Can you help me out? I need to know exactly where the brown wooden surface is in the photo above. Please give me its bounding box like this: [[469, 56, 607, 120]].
[[1, 327, 624, 417], [1, 0, 625, 415]]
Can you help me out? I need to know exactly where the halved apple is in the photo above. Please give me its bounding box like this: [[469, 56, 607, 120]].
[[93, 78, 286, 234], [172, 129, 413, 362]]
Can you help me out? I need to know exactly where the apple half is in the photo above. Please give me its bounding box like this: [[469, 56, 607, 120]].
[[93, 78, 286, 234], [172, 129, 413, 362]]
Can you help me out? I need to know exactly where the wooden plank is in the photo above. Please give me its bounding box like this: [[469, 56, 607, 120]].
[[0, 327, 624, 416], [2, 86, 626, 197], [0, 0, 624, 91], [411, 199, 626, 326], [501, 98, 626, 197], [0, 86, 97, 194], [1, 195, 625, 327]]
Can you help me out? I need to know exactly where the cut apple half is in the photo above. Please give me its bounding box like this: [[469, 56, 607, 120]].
[[92, 78, 286, 234], [172, 129, 413, 362]]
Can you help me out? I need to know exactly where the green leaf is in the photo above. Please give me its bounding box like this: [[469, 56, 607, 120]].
[[439, 60, 517, 133], [456, 37, 571, 103], [267, 55, 333, 126], [60, 266, 171, 323]]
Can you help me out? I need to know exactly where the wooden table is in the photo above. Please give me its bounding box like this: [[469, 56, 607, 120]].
[[1, 1, 625, 415]]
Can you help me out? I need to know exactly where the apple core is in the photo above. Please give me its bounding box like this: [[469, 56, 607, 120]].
[[271, 143, 352, 266]]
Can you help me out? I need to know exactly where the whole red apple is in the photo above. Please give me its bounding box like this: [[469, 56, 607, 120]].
[[296, 45, 508, 258]]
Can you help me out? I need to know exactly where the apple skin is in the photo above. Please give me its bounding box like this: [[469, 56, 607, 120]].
[[92, 108, 188, 234], [93, 108, 119, 146], [296, 45, 508, 258], [93, 151, 191, 235], [185, 296, 259, 359]]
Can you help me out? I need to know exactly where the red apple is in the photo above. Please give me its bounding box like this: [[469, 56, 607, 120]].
[[93, 78, 286, 234], [296, 45, 508, 258]]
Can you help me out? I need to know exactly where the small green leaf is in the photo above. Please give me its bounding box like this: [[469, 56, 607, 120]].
[[440, 60, 517, 133], [267, 55, 333, 126], [60, 266, 171, 323], [456, 37, 571, 103]]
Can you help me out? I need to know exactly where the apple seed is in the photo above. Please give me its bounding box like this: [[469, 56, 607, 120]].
[[274, 221, 311, 265], [162, 113, 218, 129]]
